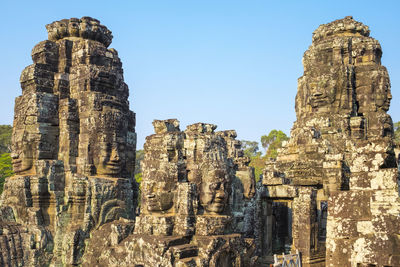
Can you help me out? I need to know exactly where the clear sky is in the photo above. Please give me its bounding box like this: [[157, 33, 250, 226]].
[[1, 1, 400, 149]]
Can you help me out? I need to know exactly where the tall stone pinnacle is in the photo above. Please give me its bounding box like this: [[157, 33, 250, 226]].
[[261, 16, 399, 266], [0, 17, 137, 266]]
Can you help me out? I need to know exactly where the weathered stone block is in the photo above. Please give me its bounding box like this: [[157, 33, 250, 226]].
[[264, 185, 298, 198], [350, 172, 371, 189], [370, 168, 398, 190], [326, 218, 358, 238], [329, 191, 372, 220], [325, 238, 353, 267]]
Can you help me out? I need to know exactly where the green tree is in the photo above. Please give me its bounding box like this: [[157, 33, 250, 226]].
[[135, 172, 142, 184], [249, 155, 264, 182], [261, 130, 289, 159], [0, 125, 13, 194], [0, 153, 13, 194], [0, 125, 12, 154], [241, 140, 261, 158], [241, 140, 263, 181]]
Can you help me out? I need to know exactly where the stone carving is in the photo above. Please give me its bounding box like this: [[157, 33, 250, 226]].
[[259, 16, 400, 266], [46, 17, 113, 47], [133, 119, 187, 237], [0, 17, 136, 266], [2, 15, 399, 267], [83, 120, 257, 266], [141, 119, 184, 213], [199, 161, 229, 214], [217, 130, 257, 237]]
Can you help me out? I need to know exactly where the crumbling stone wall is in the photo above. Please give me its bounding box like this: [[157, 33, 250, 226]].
[[261, 16, 400, 267], [0, 17, 137, 266]]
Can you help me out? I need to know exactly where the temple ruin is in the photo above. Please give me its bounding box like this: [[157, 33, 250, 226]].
[[0, 16, 399, 267], [83, 120, 257, 266], [0, 17, 137, 266], [260, 16, 400, 266]]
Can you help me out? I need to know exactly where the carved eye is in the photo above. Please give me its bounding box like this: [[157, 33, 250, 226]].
[[104, 143, 112, 152], [210, 182, 220, 191]]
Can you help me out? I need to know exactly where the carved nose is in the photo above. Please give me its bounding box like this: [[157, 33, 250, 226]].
[[216, 190, 225, 199], [110, 148, 120, 161], [147, 194, 155, 199], [10, 152, 18, 159]]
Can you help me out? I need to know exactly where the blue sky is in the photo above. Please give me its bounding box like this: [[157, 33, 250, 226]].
[[1, 1, 400, 149]]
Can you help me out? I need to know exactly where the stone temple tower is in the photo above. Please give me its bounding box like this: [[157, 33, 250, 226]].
[[0, 17, 137, 266], [260, 16, 399, 266]]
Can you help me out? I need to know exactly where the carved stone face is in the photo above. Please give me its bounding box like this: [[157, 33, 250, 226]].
[[11, 129, 36, 175], [11, 140, 34, 174], [142, 181, 174, 212], [79, 20, 90, 38], [68, 20, 80, 37], [94, 139, 125, 176], [90, 106, 133, 177], [307, 74, 337, 108], [55, 20, 68, 38], [200, 169, 229, 214], [375, 74, 391, 111]]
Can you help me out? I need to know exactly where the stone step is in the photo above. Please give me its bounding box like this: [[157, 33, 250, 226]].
[[161, 235, 191, 247], [171, 244, 198, 259], [175, 256, 198, 267]]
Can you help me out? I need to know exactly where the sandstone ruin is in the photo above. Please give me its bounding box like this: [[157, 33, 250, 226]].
[[0, 16, 399, 267], [0, 17, 137, 266], [260, 16, 400, 266], [83, 120, 257, 266]]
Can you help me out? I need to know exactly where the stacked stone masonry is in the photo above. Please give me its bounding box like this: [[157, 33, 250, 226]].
[[0, 16, 399, 267], [260, 16, 400, 267], [83, 120, 257, 266], [0, 17, 137, 266]]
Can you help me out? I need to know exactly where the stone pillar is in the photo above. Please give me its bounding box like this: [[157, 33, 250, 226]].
[[292, 187, 317, 265]]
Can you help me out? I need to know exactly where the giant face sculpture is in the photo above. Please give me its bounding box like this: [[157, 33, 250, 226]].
[[142, 179, 175, 212], [11, 96, 42, 175], [55, 20, 68, 39], [199, 167, 230, 214], [307, 74, 337, 109], [94, 135, 125, 176], [67, 18, 80, 37], [11, 132, 35, 174], [87, 102, 135, 178], [374, 72, 392, 112]]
